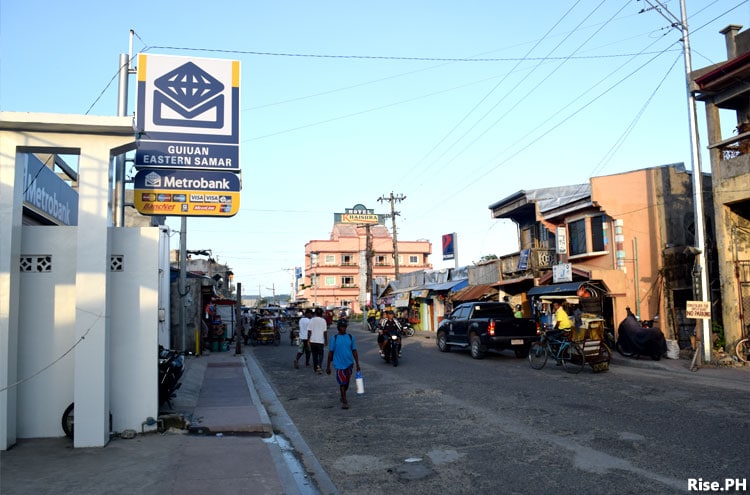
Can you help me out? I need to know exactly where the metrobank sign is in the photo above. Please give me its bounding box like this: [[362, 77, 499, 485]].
[[133, 53, 242, 217], [134, 54, 240, 171], [134, 169, 240, 217]]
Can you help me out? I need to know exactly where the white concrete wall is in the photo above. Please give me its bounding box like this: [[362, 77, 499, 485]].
[[17, 227, 77, 438], [15, 226, 162, 438], [109, 227, 160, 433], [158, 226, 172, 348], [0, 146, 26, 449]]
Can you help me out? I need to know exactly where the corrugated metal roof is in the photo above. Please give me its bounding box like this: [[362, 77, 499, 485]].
[[424, 279, 468, 292], [450, 284, 498, 302]]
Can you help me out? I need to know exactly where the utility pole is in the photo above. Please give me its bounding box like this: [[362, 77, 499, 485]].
[[234, 282, 242, 355], [378, 192, 406, 279], [283, 267, 299, 302], [642, 0, 711, 363], [178, 217, 187, 351], [366, 224, 374, 307]]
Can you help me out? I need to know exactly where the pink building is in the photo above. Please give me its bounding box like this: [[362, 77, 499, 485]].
[[298, 204, 432, 314]]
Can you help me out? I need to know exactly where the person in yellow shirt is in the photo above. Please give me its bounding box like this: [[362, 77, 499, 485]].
[[549, 301, 573, 343]]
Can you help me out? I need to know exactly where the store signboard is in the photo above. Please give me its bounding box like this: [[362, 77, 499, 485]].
[[556, 226, 567, 255], [552, 263, 572, 283], [443, 233, 456, 261]]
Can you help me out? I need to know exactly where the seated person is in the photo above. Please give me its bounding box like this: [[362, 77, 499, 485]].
[[547, 302, 572, 344]]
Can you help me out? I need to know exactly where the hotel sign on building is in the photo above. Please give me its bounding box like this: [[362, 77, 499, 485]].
[[335, 204, 383, 224]]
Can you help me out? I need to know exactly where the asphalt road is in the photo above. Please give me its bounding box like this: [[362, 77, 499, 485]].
[[248, 322, 750, 495]]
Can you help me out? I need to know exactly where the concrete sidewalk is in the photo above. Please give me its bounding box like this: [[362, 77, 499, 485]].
[[0, 350, 325, 495]]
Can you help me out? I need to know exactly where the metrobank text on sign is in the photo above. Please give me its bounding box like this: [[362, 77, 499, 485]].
[[134, 169, 240, 217], [135, 54, 240, 171]]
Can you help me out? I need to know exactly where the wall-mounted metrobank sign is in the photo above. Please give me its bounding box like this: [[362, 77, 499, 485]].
[[134, 54, 240, 171], [23, 154, 78, 225]]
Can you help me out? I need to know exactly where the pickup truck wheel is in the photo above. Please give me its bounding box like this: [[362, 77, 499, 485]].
[[437, 332, 450, 352], [469, 334, 485, 359]]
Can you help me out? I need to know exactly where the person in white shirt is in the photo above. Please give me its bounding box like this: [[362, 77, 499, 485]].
[[293, 309, 313, 369], [307, 307, 329, 374]]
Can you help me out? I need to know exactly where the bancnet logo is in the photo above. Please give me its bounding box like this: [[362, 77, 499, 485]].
[[688, 478, 747, 492]]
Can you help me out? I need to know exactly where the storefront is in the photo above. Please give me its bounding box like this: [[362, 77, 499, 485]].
[[416, 279, 468, 331]]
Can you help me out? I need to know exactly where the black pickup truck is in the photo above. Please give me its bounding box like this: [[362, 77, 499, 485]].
[[436, 302, 539, 359]]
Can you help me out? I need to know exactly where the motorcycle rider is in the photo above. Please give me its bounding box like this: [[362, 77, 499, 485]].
[[378, 309, 402, 357], [366, 305, 378, 332]]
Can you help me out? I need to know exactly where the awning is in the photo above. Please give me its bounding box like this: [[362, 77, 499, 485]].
[[450, 284, 499, 302], [389, 285, 421, 294]]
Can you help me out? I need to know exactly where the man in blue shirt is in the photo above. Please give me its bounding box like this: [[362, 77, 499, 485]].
[[326, 319, 361, 409]]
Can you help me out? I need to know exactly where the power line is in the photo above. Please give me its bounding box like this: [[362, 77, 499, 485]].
[[147, 44, 673, 63], [407, 0, 624, 187]]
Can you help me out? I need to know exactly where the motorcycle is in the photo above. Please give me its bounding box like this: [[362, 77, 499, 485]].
[[397, 317, 415, 337], [616, 312, 667, 360], [366, 316, 378, 333], [381, 332, 402, 367], [159, 346, 185, 409]]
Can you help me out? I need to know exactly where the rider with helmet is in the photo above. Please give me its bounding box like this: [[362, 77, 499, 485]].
[[378, 309, 402, 356]]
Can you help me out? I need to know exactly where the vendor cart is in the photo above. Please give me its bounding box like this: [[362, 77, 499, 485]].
[[248, 316, 281, 346], [528, 280, 613, 372]]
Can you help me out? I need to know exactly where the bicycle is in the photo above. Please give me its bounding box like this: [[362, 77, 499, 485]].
[[735, 324, 750, 364], [528, 328, 585, 374]]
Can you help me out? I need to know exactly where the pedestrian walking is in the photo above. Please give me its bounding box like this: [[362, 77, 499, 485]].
[[326, 319, 360, 409], [293, 309, 313, 369], [307, 307, 328, 374]]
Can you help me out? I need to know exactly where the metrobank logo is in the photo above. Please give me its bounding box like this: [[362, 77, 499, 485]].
[[153, 61, 224, 129], [136, 54, 240, 144]]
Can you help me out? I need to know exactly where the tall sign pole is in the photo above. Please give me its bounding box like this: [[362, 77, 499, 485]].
[[179, 217, 187, 351]]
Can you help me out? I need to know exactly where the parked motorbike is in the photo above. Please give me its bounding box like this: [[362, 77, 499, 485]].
[[159, 346, 185, 408], [397, 317, 415, 337], [616, 312, 666, 360], [61, 403, 112, 440], [381, 332, 402, 367]]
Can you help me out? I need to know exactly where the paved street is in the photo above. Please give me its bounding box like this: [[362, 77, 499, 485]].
[[249, 323, 750, 495]]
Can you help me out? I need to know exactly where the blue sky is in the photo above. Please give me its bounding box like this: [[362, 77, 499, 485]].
[[2, 1, 748, 298]]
